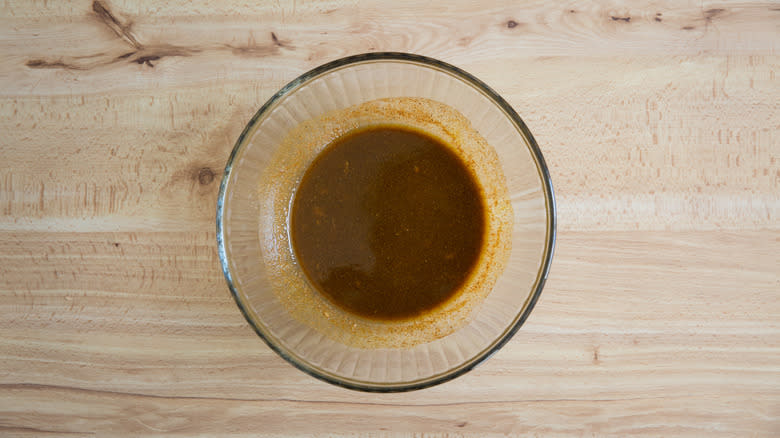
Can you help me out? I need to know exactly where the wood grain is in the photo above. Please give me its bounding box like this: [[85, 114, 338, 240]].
[[1, 0, 778, 436]]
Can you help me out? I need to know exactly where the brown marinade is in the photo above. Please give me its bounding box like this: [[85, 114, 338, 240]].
[[291, 125, 485, 320]]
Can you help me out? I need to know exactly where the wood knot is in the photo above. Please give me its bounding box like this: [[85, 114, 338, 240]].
[[135, 55, 160, 67], [506, 20, 519, 28], [197, 167, 215, 185], [704, 8, 725, 19]]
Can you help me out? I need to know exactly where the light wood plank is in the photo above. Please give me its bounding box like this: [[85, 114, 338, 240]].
[[1, 55, 777, 231]]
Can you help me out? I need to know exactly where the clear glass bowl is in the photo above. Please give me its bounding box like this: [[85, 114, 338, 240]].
[[217, 53, 555, 391]]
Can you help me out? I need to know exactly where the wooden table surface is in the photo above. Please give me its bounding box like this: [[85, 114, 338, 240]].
[[1, 0, 778, 435]]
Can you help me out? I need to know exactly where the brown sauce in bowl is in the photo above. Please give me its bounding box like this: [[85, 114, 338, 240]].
[[291, 125, 485, 320]]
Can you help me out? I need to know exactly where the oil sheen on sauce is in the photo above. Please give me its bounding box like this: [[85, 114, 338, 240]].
[[290, 125, 485, 321]]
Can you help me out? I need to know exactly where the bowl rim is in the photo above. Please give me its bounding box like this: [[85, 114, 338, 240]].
[[217, 52, 556, 392]]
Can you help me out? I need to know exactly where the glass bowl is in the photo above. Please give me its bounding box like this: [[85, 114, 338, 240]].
[[217, 52, 555, 391]]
